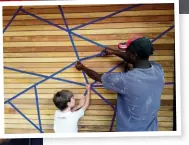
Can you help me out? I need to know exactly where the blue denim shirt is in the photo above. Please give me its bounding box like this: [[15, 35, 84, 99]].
[[101, 62, 164, 131]]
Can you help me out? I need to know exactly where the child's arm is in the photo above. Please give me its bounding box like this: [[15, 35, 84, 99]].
[[72, 96, 86, 111], [82, 84, 91, 111]]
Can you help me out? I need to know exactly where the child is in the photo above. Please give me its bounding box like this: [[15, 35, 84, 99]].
[[53, 84, 91, 133]]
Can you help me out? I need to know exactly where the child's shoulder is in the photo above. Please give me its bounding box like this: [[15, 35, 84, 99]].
[[55, 110, 72, 115]]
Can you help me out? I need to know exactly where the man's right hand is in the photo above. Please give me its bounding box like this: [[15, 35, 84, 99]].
[[101, 48, 115, 56]]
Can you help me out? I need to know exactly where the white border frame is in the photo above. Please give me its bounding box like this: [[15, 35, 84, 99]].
[[0, 0, 181, 138]]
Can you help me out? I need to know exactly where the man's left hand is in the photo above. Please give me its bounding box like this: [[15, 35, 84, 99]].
[[75, 61, 85, 71]]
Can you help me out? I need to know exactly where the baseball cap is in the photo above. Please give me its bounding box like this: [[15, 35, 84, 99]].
[[118, 36, 154, 57]]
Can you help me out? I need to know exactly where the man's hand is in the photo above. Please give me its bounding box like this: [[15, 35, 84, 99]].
[[101, 48, 115, 56], [75, 62, 102, 82], [75, 61, 85, 71]]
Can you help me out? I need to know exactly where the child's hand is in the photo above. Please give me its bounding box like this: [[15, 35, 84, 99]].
[[81, 84, 91, 111], [86, 84, 91, 90]]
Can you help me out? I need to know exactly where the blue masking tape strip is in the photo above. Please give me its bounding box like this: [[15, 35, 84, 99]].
[[71, 31, 107, 49], [107, 62, 124, 73], [34, 86, 43, 133], [50, 77, 86, 86], [109, 107, 116, 132], [4, 66, 85, 86], [84, 89, 88, 96], [80, 52, 102, 61], [151, 25, 174, 43], [20, 8, 68, 32], [84, 82, 96, 96], [93, 85, 104, 87], [21, 8, 107, 50], [82, 71, 89, 84], [83, 82, 97, 96], [9, 102, 43, 133], [4, 66, 48, 78], [165, 82, 174, 85], [4, 61, 76, 104], [91, 88, 115, 110], [59, 6, 88, 84], [91, 81, 97, 86], [70, 4, 142, 31], [3, 6, 22, 33], [58, 6, 80, 60]]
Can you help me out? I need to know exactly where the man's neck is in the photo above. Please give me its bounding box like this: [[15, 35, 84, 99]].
[[133, 60, 151, 69]]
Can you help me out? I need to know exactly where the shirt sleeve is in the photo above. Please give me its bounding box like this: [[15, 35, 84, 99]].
[[151, 61, 164, 81], [101, 72, 125, 94], [73, 108, 84, 119]]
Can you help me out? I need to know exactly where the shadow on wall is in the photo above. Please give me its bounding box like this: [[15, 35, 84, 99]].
[[0, 139, 43, 145]]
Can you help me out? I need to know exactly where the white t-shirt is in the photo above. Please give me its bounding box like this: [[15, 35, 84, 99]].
[[54, 108, 84, 133]]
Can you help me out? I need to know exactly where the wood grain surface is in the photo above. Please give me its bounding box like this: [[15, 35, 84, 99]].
[[3, 4, 175, 134]]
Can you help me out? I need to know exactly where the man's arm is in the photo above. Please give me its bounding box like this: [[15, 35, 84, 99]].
[[75, 62, 125, 94], [101, 48, 129, 61], [114, 51, 129, 61], [75, 61, 103, 82]]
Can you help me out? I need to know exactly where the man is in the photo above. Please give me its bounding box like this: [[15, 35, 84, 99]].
[[75, 36, 164, 131]]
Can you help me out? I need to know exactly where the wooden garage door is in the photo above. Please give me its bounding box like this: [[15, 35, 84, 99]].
[[3, 4, 175, 133]]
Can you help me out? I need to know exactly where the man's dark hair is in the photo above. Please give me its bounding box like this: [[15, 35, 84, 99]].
[[53, 90, 73, 111]]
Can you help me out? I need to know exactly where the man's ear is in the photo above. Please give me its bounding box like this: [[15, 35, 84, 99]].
[[130, 52, 137, 62], [133, 52, 137, 57]]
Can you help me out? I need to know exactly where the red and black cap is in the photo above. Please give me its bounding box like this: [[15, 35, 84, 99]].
[[118, 36, 153, 57]]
